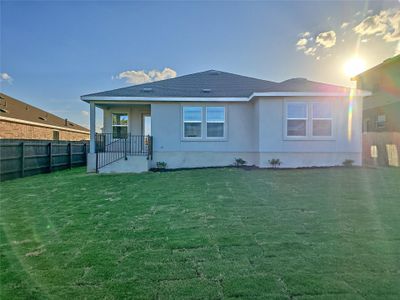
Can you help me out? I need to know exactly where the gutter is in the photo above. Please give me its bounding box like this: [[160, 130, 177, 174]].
[[81, 90, 371, 103]]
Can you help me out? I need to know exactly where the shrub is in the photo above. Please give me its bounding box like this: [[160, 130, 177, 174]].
[[234, 158, 246, 167], [156, 161, 167, 169], [268, 158, 281, 168], [342, 159, 354, 167]]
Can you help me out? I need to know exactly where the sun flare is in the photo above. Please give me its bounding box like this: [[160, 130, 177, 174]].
[[343, 57, 367, 78]]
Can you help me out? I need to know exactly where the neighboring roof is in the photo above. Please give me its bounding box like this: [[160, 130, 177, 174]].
[[0, 93, 89, 132], [352, 55, 400, 80], [82, 70, 365, 102]]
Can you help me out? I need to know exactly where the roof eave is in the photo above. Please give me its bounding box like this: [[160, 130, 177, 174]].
[[81, 91, 371, 103]]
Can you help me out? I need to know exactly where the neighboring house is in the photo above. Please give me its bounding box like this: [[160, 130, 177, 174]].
[[352, 55, 400, 133], [0, 93, 89, 141], [81, 70, 369, 173], [352, 55, 400, 167]]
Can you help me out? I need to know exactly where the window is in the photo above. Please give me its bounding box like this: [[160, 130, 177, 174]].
[[52, 130, 59, 140], [376, 115, 386, 129], [206, 107, 225, 138], [183, 107, 202, 138], [286, 103, 307, 136], [312, 103, 332, 137], [112, 113, 128, 138]]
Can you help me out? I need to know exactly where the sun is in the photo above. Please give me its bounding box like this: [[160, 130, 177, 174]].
[[343, 57, 367, 78]]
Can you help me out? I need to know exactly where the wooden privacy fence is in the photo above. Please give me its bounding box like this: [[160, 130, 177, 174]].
[[362, 132, 400, 167], [0, 139, 89, 181]]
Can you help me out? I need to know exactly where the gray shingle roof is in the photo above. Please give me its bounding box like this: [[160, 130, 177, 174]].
[[82, 70, 351, 99]]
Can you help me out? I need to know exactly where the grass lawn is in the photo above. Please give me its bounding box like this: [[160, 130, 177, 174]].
[[1, 167, 400, 299]]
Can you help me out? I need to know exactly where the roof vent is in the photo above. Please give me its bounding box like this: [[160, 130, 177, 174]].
[[65, 118, 68, 126], [39, 116, 47, 121], [0, 108, 8, 113], [202, 89, 211, 93], [209, 70, 221, 75], [141, 87, 153, 92]]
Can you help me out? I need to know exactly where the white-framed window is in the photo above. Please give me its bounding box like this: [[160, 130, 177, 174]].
[[286, 102, 308, 137], [206, 107, 225, 138], [376, 115, 386, 129], [112, 113, 128, 138], [312, 102, 333, 137], [183, 107, 202, 138]]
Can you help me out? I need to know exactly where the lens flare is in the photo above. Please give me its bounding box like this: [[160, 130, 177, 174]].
[[347, 87, 356, 141], [344, 57, 366, 78]]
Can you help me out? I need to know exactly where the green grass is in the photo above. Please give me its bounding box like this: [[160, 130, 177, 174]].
[[1, 167, 400, 299]]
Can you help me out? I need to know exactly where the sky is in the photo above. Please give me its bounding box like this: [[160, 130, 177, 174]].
[[1, 0, 399, 130]]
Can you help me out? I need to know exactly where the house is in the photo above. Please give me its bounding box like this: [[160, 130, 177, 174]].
[[0, 93, 89, 141], [352, 55, 400, 133], [352, 55, 400, 167], [81, 70, 369, 173]]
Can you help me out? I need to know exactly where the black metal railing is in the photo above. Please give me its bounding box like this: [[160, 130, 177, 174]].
[[95, 133, 153, 172]]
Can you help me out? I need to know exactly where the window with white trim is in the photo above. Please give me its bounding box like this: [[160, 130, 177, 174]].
[[206, 107, 225, 138], [183, 107, 202, 138], [286, 103, 308, 137], [112, 113, 128, 138], [376, 115, 386, 129], [312, 102, 332, 137]]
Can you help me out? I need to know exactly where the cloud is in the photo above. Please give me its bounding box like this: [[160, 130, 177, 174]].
[[304, 47, 317, 56], [0, 72, 13, 84], [115, 67, 177, 84], [316, 31, 337, 48], [341, 22, 349, 29], [296, 31, 335, 58], [296, 38, 308, 50], [81, 110, 89, 117], [299, 32, 311, 38], [354, 9, 400, 42]]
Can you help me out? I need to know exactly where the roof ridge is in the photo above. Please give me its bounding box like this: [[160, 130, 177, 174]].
[[82, 69, 278, 98]]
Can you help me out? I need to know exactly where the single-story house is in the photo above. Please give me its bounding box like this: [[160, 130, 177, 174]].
[[0, 93, 90, 141], [81, 70, 369, 173]]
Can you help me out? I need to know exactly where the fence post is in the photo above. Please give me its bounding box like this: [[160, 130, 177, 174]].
[[83, 143, 87, 164], [124, 138, 128, 160], [49, 142, 52, 172], [69, 142, 72, 169], [21, 142, 25, 178]]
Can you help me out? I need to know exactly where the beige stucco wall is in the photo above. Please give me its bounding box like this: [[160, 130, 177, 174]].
[[94, 96, 363, 171], [0, 120, 89, 141]]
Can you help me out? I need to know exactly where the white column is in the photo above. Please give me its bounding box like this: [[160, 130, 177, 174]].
[[89, 101, 96, 153]]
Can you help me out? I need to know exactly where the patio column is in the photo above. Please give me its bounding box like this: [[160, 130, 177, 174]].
[[89, 101, 96, 153]]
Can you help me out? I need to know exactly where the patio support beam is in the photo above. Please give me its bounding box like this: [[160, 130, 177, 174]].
[[89, 101, 96, 154]]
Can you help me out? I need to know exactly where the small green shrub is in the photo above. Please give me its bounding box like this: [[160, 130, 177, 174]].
[[234, 158, 246, 167], [342, 159, 354, 167], [156, 161, 167, 169], [268, 158, 281, 168]]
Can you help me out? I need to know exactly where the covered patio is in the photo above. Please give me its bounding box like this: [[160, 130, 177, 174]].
[[87, 101, 153, 173]]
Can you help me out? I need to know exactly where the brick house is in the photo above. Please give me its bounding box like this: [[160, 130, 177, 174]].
[[352, 55, 399, 167], [352, 55, 400, 133], [0, 93, 89, 141]]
